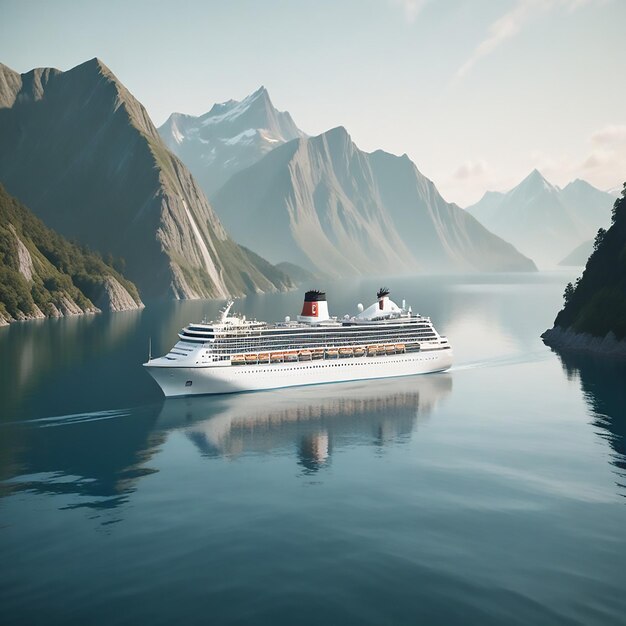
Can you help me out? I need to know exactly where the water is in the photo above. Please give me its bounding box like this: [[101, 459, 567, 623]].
[[1, 272, 625, 625]]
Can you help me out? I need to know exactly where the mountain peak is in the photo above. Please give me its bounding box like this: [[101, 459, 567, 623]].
[[564, 178, 591, 190], [76, 57, 113, 76], [515, 168, 558, 195], [240, 84, 273, 109], [158, 84, 304, 197], [527, 168, 547, 182], [324, 125, 350, 139]]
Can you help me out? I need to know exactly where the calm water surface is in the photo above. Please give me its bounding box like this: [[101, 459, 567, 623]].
[[1, 273, 625, 625]]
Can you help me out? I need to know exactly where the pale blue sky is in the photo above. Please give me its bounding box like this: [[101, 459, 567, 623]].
[[1, 0, 625, 204]]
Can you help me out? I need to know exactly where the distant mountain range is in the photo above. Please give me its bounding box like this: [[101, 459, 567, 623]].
[[210, 125, 536, 276], [559, 240, 593, 266], [0, 184, 142, 325], [466, 170, 614, 266], [159, 86, 305, 198], [0, 59, 293, 300]]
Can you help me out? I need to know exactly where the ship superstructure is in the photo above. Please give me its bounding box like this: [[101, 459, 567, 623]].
[[145, 288, 452, 397]]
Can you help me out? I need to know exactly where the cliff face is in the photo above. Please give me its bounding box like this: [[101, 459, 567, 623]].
[[0, 184, 143, 325], [0, 59, 293, 300], [211, 126, 536, 277], [542, 186, 626, 353]]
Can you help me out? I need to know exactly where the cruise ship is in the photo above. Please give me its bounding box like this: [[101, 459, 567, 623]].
[[144, 288, 452, 397]]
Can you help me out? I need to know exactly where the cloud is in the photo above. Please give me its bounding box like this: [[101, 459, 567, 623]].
[[582, 124, 626, 176], [453, 159, 490, 180], [442, 121, 626, 206], [590, 124, 626, 147], [391, 0, 428, 23], [527, 123, 626, 190], [456, 0, 605, 78]]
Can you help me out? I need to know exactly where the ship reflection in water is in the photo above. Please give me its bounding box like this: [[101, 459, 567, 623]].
[[0, 374, 453, 512], [158, 373, 454, 472]]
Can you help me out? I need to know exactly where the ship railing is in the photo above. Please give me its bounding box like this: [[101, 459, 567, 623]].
[[228, 342, 423, 365]]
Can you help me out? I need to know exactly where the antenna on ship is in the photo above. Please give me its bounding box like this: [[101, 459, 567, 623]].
[[148, 336, 152, 362]]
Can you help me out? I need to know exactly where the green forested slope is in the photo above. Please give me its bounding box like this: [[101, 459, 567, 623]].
[[550, 185, 626, 339], [0, 184, 142, 323]]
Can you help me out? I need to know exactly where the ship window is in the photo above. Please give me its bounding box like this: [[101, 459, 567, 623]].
[[185, 380, 192, 387]]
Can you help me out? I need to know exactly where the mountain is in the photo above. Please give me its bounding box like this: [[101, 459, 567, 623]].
[[159, 87, 305, 198], [211, 126, 535, 277], [0, 59, 293, 299], [274, 262, 319, 285], [542, 188, 626, 354], [0, 184, 142, 325], [466, 171, 614, 266], [559, 240, 593, 266]]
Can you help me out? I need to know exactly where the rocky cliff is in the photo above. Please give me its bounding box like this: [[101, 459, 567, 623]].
[[0, 184, 143, 325], [0, 59, 293, 299]]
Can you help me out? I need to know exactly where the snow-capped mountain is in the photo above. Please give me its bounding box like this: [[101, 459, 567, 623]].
[[466, 170, 614, 266], [211, 126, 535, 277], [159, 86, 305, 197]]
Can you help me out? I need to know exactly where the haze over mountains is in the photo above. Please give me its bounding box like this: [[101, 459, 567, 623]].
[[2, 58, 615, 299], [466, 171, 614, 266], [159, 87, 305, 198], [559, 240, 594, 266], [211, 125, 536, 276], [0, 59, 293, 300]]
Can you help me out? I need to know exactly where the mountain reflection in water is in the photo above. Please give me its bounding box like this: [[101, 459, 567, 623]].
[[553, 349, 626, 480]]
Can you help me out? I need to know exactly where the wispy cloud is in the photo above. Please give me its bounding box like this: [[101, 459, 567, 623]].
[[391, 0, 429, 23], [457, 0, 605, 78], [453, 159, 491, 180], [441, 121, 625, 206], [525, 123, 626, 189], [582, 124, 626, 175], [590, 124, 626, 147]]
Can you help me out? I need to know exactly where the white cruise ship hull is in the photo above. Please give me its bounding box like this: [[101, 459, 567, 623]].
[[145, 349, 453, 397]]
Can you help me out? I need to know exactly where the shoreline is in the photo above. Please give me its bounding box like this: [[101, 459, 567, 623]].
[[541, 326, 626, 358]]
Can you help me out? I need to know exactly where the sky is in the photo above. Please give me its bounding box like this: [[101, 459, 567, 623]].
[[1, 0, 625, 205]]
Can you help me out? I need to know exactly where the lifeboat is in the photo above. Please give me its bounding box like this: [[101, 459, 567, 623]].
[[245, 354, 258, 362], [258, 353, 270, 362], [312, 349, 324, 360], [354, 347, 365, 356], [299, 350, 312, 360], [385, 344, 396, 354], [232, 354, 245, 365], [339, 348, 353, 357], [395, 344, 406, 353], [270, 353, 284, 362], [326, 349, 339, 358], [284, 351, 298, 362]]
